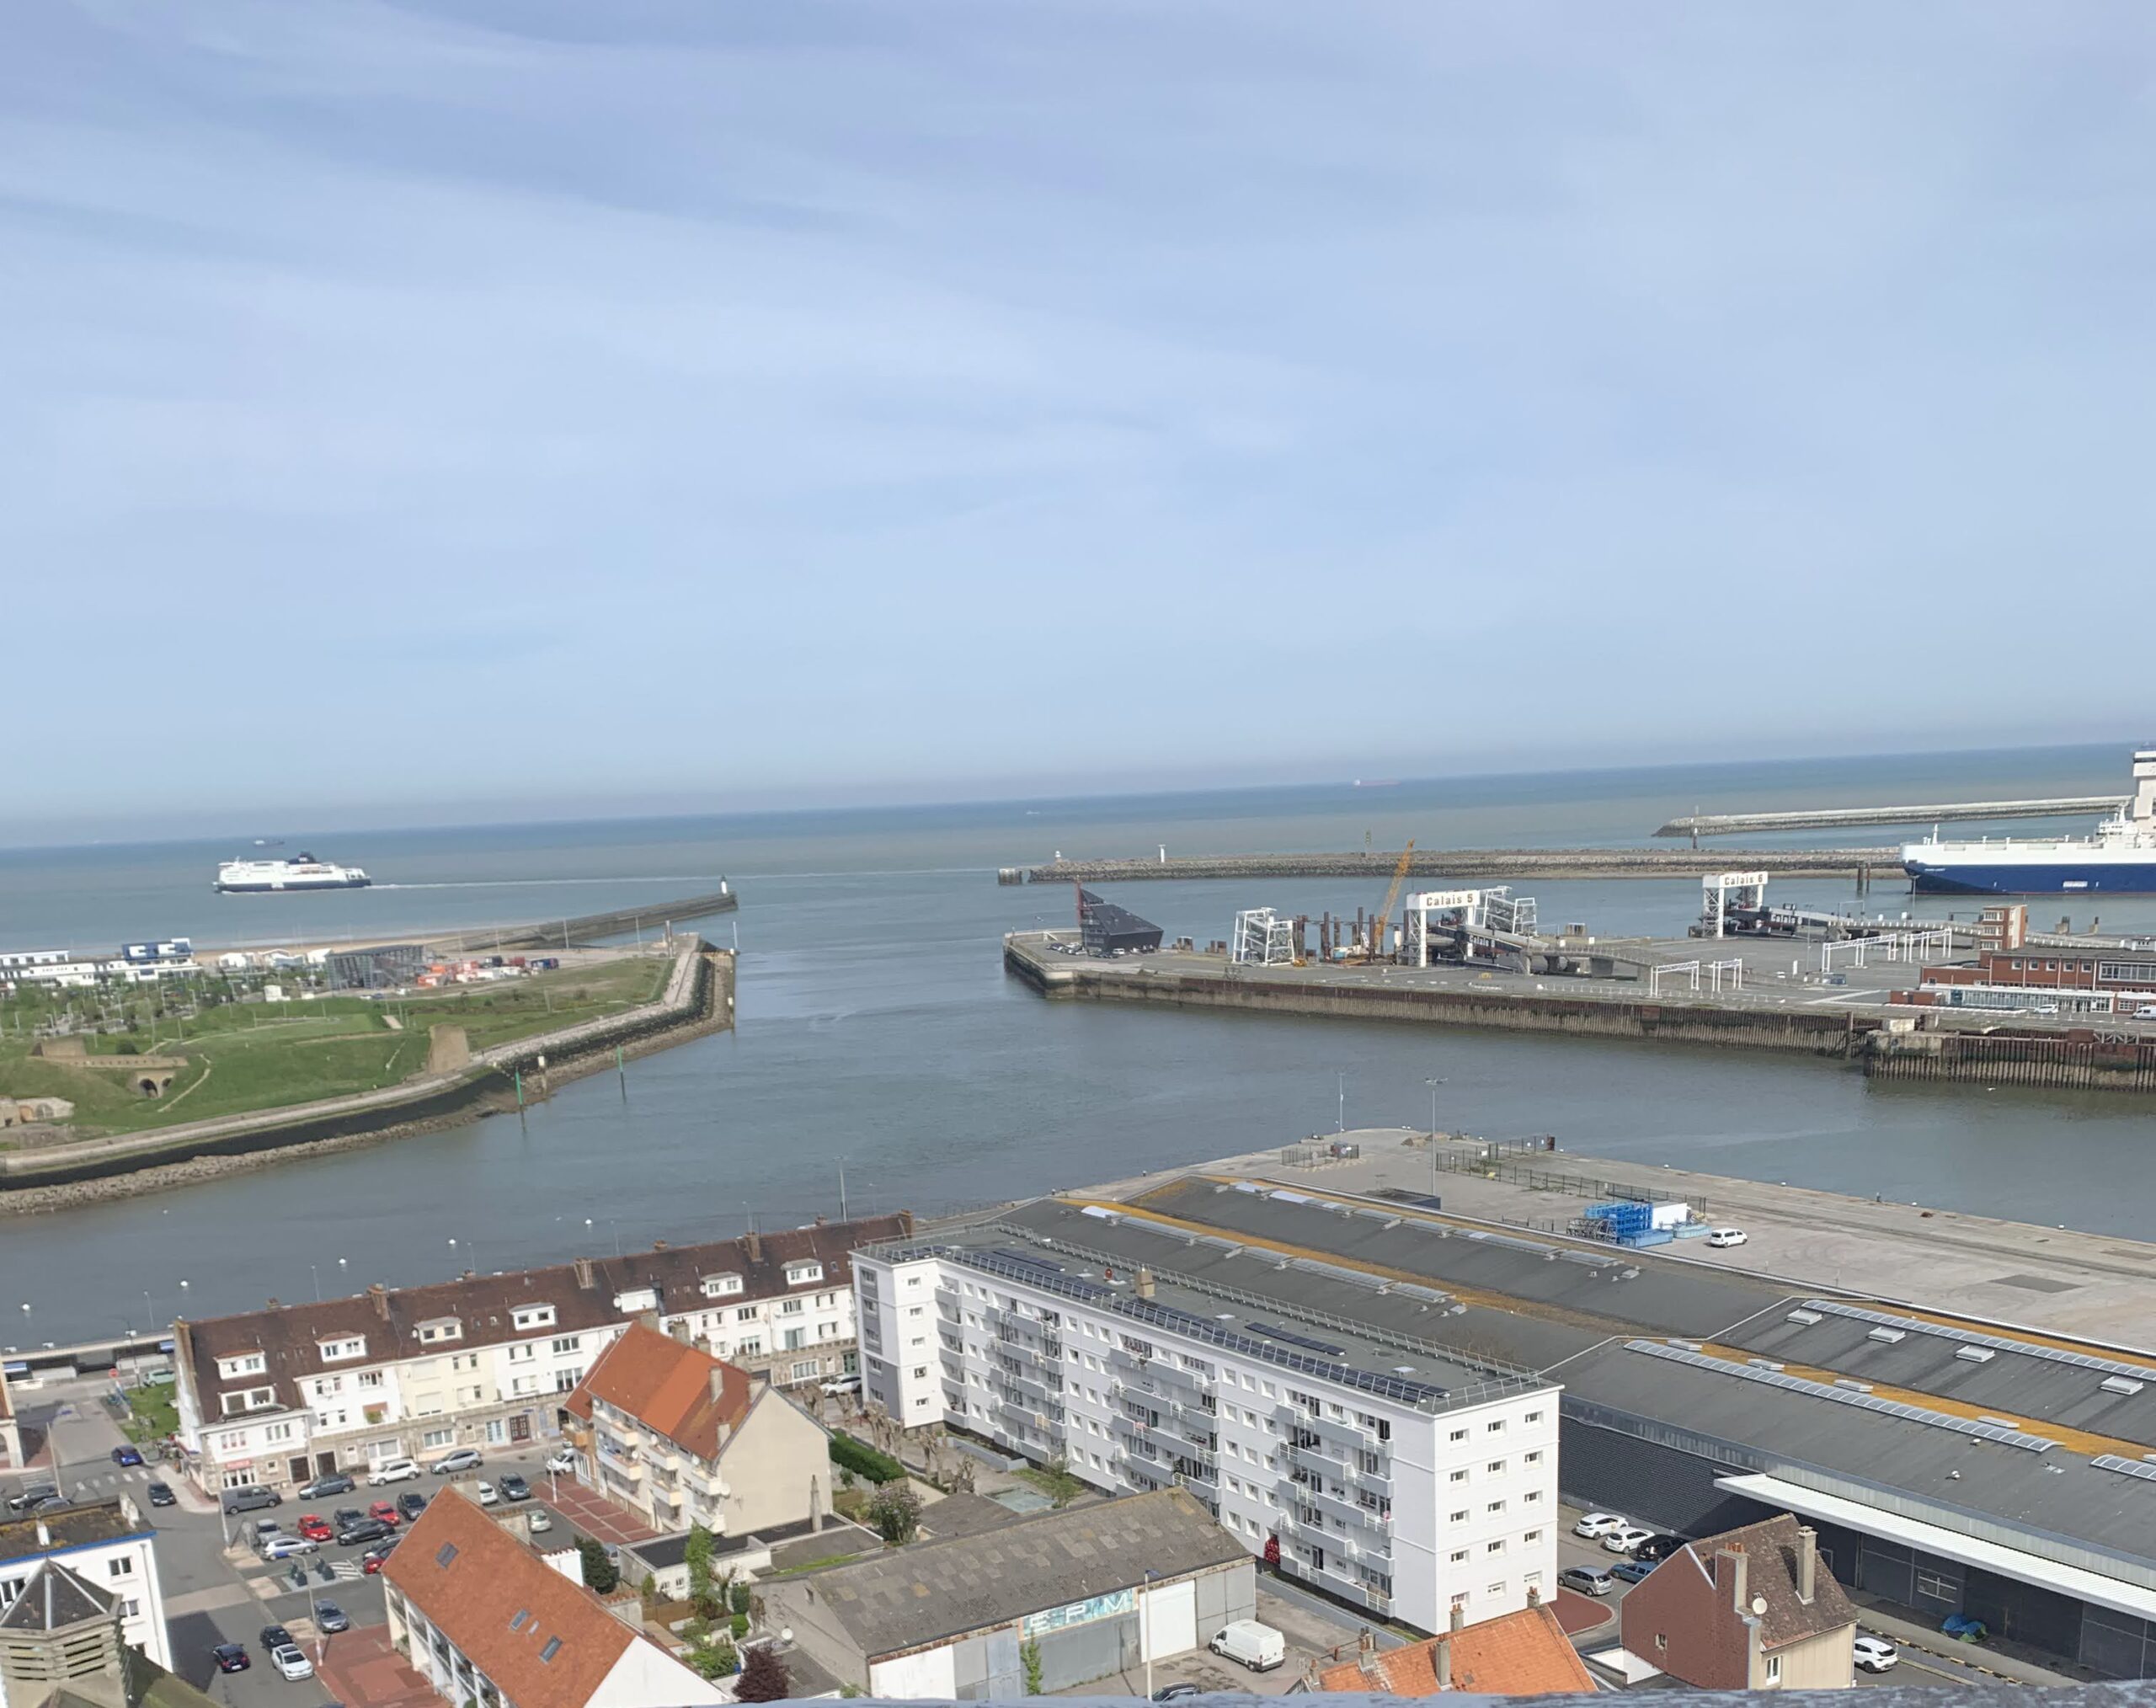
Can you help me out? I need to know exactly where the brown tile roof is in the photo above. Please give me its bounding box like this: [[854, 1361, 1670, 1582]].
[[564, 1322, 750, 1460], [1681, 1513, 1858, 1651], [384, 1487, 638, 1708], [1312, 1604, 1597, 1696], [179, 1214, 907, 1418]]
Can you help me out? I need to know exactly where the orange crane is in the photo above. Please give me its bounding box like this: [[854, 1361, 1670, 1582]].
[[1350, 839, 1416, 961]]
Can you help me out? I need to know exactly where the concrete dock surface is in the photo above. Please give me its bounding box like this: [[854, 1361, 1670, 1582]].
[[1065, 1129, 2156, 1355]]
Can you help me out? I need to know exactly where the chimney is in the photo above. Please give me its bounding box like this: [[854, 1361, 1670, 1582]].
[[638, 1310, 662, 1333], [1134, 1268, 1156, 1301], [710, 1365, 730, 1403], [1526, 1582, 1541, 1607], [652, 1239, 669, 1252], [745, 1230, 762, 1262], [1797, 1525, 1817, 1605], [35, 1521, 50, 1548], [266, 1297, 280, 1310], [1449, 1602, 1465, 1635], [1435, 1633, 1452, 1692], [370, 1284, 391, 1321], [898, 1210, 915, 1235], [1717, 1545, 1749, 1615], [574, 1257, 596, 1290], [814, 1214, 827, 1226], [1356, 1626, 1380, 1679]]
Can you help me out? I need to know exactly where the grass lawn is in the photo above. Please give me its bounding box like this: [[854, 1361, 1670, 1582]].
[[0, 955, 675, 1140], [121, 1385, 180, 1444]]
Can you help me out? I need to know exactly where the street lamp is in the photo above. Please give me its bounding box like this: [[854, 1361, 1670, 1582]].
[[1423, 1076, 1448, 1200], [1336, 1069, 1346, 1134], [1142, 1568, 1161, 1699]]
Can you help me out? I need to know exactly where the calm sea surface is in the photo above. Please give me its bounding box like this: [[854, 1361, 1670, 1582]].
[[3, 745, 2152, 1345]]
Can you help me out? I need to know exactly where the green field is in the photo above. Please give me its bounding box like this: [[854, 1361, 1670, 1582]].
[[0, 956, 674, 1140]]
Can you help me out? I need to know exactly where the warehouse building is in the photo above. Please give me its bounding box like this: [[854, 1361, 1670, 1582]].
[[760, 1490, 1251, 1697], [1026, 1172, 2156, 1679], [1076, 888, 1162, 957]]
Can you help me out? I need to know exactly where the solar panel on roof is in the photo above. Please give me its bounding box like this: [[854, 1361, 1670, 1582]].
[[1246, 1321, 1349, 1358], [1391, 1283, 1452, 1305], [1802, 1300, 2156, 1385], [2093, 1455, 2156, 1483], [1625, 1340, 2057, 1453]]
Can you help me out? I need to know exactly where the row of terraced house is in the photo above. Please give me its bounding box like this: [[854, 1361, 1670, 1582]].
[[170, 1215, 905, 1492]]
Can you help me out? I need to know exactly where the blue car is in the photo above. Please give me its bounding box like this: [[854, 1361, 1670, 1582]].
[[1611, 1559, 1656, 1584], [111, 1446, 145, 1468]]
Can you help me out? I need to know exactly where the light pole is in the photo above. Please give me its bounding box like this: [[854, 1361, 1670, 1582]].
[[1336, 1069, 1346, 1134], [1141, 1568, 1160, 1699], [1423, 1076, 1448, 1201]]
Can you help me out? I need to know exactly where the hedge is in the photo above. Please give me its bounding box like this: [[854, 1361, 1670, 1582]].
[[830, 1432, 906, 1485]]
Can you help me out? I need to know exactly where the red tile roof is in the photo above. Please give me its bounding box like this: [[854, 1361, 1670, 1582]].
[[564, 1322, 750, 1460], [384, 1488, 636, 1708], [1312, 1604, 1596, 1697]]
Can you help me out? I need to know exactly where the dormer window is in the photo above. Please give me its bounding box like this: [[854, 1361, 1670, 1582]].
[[319, 1336, 367, 1363], [216, 1352, 267, 1379], [416, 1318, 463, 1344], [701, 1273, 744, 1300], [512, 1305, 558, 1332], [785, 1262, 824, 1287]]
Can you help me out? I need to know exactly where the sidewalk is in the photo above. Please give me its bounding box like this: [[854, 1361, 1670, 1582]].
[[1849, 1592, 2095, 1687]]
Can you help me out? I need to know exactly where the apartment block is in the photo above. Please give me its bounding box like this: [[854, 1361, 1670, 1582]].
[[851, 1199, 1561, 1635]]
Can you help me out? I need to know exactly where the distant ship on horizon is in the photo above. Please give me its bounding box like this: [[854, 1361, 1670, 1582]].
[[216, 852, 371, 894], [1904, 750, 2156, 894], [1353, 778, 1401, 788]]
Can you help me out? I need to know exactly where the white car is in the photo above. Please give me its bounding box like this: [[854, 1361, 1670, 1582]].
[[433, 1449, 483, 1475], [474, 1481, 499, 1507], [1601, 1524, 1656, 1555], [1572, 1512, 1627, 1539], [366, 1458, 420, 1486], [1705, 1227, 1748, 1249], [1853, 1636, 1898, 1673], [528, 1509, 552, 1534], [270, 1645, 315, 1682], [544, 1449, 577, 1475]]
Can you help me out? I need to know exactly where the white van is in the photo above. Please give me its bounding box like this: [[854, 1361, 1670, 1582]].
[[1209, 1620, 1285, 1672], [367, 1457, 421, 1486]]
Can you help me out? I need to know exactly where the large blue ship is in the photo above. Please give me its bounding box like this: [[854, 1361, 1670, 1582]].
[[1903, 750, 2156, 894]]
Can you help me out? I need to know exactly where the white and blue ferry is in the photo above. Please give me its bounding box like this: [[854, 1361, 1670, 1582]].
[[215, 852, 371, 894], [1903, 750, 2156, 894]]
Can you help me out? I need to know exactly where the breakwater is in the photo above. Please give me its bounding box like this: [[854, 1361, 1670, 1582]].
[[1004, 847, 1897, 884], [425, 886, 736, 953], [0, 945, 737, 1208], [1655, 798, 2121, 839], [1003, 935, 2156, 1094]]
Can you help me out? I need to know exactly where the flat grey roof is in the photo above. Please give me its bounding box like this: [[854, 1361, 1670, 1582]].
[[775, 1489, 1244, 1658], [911, 1198, 1552, 1413]]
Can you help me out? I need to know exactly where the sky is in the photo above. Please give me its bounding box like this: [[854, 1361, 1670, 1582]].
[[6, 2, 2154, 839]]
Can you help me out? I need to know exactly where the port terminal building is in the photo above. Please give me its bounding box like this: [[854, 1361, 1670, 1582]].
[[862, 1173, 2156, 1678]]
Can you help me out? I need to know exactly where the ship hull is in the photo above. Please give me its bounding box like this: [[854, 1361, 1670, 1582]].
[[1904, 859, 2156, 895], [216, 876, 372, 894]]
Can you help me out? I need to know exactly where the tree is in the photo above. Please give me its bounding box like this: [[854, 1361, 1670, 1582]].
[[735, 1646, 790, 1702], [866, 1479, 921, 1545], [579, 1536, 618, 1593], [685, 1523, 720, 1619], [728, 1579, 753, 1616]]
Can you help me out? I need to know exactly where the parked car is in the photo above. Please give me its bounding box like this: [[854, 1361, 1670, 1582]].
[[527, 1510, 553, 1535], [1853, 1636, 1899, 1673], [331, 1507, 366, 1529], [146, 1481, 177, 1508], [819, 1375, 863, 1397], [1610, 1560, 1657, 1585], [367, 1458, 421, 1486], [498, 1475, 531, 1503], [1633, 1534, 1687, 1563], [1208, 1620, 1285, 1672], [1152, 1686, 1203, 1702], [336, 1517, 392, 1547], [369, 1501, 403, 1526], [1602, 1524, 1657, 1555], [473, 1481, 499, 1508], [397, 1491, 428, 1522], [362, 1540, 400, 1574], [316, 1601, 351, 1635], [223, 1486, 281, 1515], [6, 1484, 58, 1513], [297, 1514, 334, 1541], [259, 1535, 319, 1561], [111, 1445, 145, 1468], [211, 1644, 251, 1674], [433, 1449, 483, 1475], [297, 1473, 355, 1499], [1572, 1512, 1627, 1539], [543, 1449, 577, 1475], [1705, 1227, 1748, 1249], [1559, 1565, 1616, 1597], [270, 1645, 315, 1682], [259, 1625, 295, 1655]]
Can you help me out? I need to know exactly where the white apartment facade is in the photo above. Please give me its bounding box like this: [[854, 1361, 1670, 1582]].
[[0, 1500, 172, 1673], [853, 1217, 1562, 1636], [175, 1218, 905, 1493]]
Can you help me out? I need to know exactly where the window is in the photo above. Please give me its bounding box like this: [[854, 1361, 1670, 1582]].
[[435, 1543, 459, 1567], [422, 1428, 454, 1449], [1524, 1529, 1541, 1544], [551, 1336, 581, 1356], [1486, 1500, 1504, 1514], [507, 1344, 536, 1364], [1449, 1509, 1467, 1524], [785, 1262, 824, 1286], [107, 1557, 136, 1578], [1486, 1419, 1504, 1433], [417, 1320, 462, 1344], [319, 1337, 367, 1363], [1486, 1540, 1505, 1554], [702, 1273, 743, 1299], [1451, 1592, 1470, 1609], [1487, 1460, 1505, 1474], [1655, 1634, 1668, 1652], [1449, 1549, 1468, 1564], [1915, 1568, 1956, 1602], [1766, 1656, 1782, 1683], [1524, 1410, 1542, 1424], [540, 1638, 563, 1664], [790, 1359, 820, 1382], [360, 1371, 385, 1390], [781, 1300, 805, 1316], [1524, 1449, 1542, 1465], [510, 1609, 531, 1632], [1449, 1469, 1467, 1483], [1487, 1581, 1505, 1598], [512, 1305, 557, 1332], [734, 1306, 758, 1323], [122, 1599, 140, 1618], [217, 1353, 267, 1379], [1449, 1428, 1467, 1442]]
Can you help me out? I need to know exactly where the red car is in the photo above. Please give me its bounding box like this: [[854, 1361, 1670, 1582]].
[[296, 1514, 334, 1542], [361, 1540, 398, 1574], [369, 1501, 402, 1527]]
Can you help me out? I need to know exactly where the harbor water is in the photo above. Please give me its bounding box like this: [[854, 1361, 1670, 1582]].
[[2, 744, 2152, 1346]]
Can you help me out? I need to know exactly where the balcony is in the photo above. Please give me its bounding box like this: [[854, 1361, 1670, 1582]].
[[1149, 1359, 1213, 1398], [594, 1437, 643, 1480], [1288, 1439, 1391, 1499], [1107, 1345, 1154, 1379], [1174, 1467, 1218, 1503]]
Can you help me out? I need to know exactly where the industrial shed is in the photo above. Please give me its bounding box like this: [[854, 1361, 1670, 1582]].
[[761, 1490, 1252, 1697]]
